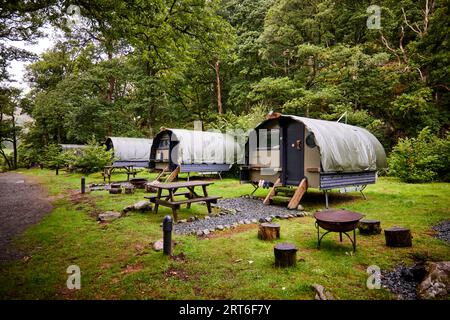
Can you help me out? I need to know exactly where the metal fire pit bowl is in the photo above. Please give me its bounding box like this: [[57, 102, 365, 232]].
[[314, 210, 363, 252], [129, 178, 148, 189]]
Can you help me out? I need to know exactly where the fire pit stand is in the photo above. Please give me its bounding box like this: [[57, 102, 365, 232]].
[[314, 210, 363, 252]]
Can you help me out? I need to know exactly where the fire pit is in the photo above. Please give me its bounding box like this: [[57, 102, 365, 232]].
[[314, 210, 363, 252], [129, 178, 148, 189]]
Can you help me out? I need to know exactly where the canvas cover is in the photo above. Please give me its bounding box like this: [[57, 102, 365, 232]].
[[164, 129, 239, 165], [285, 115, 387, 172], [106, 137, 153, 164]]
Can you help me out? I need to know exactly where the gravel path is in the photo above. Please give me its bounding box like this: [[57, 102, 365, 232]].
[[174, 197, 308, 235], [0, 172, 53, 261], [432, 220, 450, 244]]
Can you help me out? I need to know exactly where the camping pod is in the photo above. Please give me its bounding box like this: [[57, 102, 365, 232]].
[[105, 137, 153, 168], [240, 114, 387, 204], [149, 128, 240, 175]]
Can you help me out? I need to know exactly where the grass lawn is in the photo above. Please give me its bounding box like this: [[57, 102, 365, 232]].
[[0, 168, 449, 299]]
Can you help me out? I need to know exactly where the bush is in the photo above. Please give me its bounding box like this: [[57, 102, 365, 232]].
[[70, 138, 112, 173], [17, 143, 43, 168], [388, 128, 450, 183]]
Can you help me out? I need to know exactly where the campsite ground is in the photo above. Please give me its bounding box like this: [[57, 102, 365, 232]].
[[0, 168, 449, 299]]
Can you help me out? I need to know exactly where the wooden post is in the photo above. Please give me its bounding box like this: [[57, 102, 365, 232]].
[[358, 219, 382, 235], [81, 176, 85, 194], [258, 223, 280, 240], [384, 227, 412, 247], [287, 178, 308, 209], [274, 243, 297, 267]]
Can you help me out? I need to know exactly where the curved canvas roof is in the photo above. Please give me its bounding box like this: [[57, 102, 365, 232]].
[[257, 115, 387, 173], [156, 129, 240, 165], [105, 137, 153, 163]]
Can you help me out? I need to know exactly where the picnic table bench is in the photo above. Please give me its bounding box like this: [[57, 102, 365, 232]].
[[145, 181, 221, 221]]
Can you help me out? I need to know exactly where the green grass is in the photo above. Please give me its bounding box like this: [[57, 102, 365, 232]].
[[1, 168, 449, 299]]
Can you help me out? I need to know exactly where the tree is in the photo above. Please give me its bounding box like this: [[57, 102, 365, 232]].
[[0, 87, 22, 169]]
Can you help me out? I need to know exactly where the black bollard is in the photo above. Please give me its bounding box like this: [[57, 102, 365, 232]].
[[56, 165, 59, 176], [81, 176, 85, 194], [162, 215, 173, 255]]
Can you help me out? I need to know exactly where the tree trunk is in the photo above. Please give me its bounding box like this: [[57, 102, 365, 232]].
[[384, 227, 412, 247], [258, 223, 280, 240], [11, 112, 17, 169], [214, 61, 223, 114], [274, 243, 297, 267], [358, 219, 382, 235]]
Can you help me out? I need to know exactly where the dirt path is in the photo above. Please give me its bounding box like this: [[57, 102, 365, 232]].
[[0, 172, 53, 261]]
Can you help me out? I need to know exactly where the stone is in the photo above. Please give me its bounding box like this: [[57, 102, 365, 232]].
[[98, 211, 122, 222], [178, 219, 187, 224], [216, 225, 224, 231], [265, 217, 272, 222], [297, 205, 304, 211], [196, 230, 204, 236], [238, 220, 244, 225], [153, 239, 164, 251], [251, 219, 258, 224], [132, 200, 153, 212], [204, 216, 211, 220], [209, 228, 215, 233], [203, 229, 210, 235], [224, 224, 230, 229], [417, 261, 450, 299], [312, 284, 334, 300], [244, 220, 251, 224], [259, 217, 266, 223]]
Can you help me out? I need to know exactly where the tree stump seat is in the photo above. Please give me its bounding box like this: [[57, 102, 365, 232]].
[[384, 227, 412, 247], [274, 243, 297, 267], [124, 186, 135, 194], [258, 223, 280, 240], [358, 219, 382, 235], [109, 188, 122, 194]]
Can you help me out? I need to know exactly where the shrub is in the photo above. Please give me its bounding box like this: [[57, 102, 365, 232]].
[[70, 138, 112, 174], [388, 127, 450, 183]]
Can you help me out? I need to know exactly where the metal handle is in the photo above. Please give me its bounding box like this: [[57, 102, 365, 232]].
[[296, 139, 302, 150]]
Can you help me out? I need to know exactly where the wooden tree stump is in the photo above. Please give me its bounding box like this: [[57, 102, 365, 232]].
[[124, 186, 135, 194], [274, 243, 297, 267], [384, 227, 412, 247], [109, 188, 122, 194], [358, 219, 382, 235], [258, 223, 280, 240]]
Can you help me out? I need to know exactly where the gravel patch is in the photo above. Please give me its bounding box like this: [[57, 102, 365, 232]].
[[432, 220, 450, 244], [173, 197, 308, 235], [0, 172, 53, 261], [381, 263, 426, 300]]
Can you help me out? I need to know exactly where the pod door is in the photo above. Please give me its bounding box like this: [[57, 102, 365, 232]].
[[283, 120, 305, 185]]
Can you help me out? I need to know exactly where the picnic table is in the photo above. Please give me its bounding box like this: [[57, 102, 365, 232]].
[[144, 181, 221, 221], [103, 165, 138, 183]]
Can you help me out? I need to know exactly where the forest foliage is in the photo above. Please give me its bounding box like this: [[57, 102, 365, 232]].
[[0, 0, 449, 181]]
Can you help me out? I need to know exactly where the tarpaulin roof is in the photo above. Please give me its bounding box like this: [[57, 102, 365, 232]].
[[59, 144, 87, 151], [105, 137, 153, 163], [258, 115, 387, 173], [158, 129, 240, 164]]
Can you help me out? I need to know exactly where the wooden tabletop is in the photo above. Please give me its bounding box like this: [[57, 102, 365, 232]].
[[149, 180, 214, 189]]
